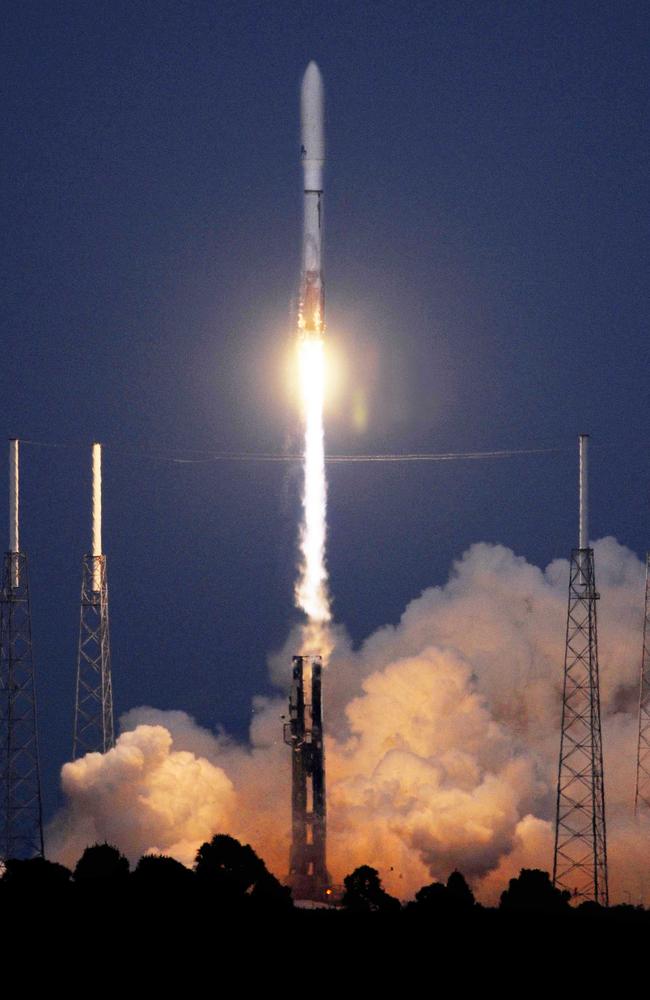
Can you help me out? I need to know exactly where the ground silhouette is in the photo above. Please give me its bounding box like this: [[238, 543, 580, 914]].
[[499, 867, 571, 912], [1, 838, 649, 947], [194, 832, 292, 910], [341, 864, 400, 913], [132, 853, 194, 888], [73, 842, 130, 885], [0, 856, 71, 893], [413, 869, 475, 914]]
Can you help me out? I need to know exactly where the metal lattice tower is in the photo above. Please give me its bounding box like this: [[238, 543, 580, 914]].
[[73, 555, 114, 757], [284, 654, 331, 901], [73, 443, 114, 758], [553, 434, 608, 905], [0, 440, 44, 860], [634, 553, 650, 815]]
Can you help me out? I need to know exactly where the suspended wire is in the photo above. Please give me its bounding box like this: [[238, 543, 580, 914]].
[[16, 439, 567, 465], [19, 439, 82, 450], [325, 447, 564, 464]]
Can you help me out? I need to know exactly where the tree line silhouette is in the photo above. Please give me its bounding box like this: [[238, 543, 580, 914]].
[[1, 834, 648, 928]]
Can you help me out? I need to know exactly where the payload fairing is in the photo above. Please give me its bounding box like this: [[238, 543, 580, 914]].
[[300, 61, 325, 337]]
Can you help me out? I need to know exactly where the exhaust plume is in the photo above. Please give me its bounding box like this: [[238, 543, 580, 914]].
[[294, 337, 332, 655], [48, 538, 649, 903]]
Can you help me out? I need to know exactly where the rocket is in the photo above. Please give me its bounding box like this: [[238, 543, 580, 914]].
[[300, 61, 325, 337]]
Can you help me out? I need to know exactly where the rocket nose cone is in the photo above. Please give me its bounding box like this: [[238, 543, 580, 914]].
[[302, 60, 323, 93], [301, 61, 324, 162]]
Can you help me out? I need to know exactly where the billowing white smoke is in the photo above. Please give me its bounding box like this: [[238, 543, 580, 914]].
[[47, 723, 236, 868], [48, 538, 649, 903]]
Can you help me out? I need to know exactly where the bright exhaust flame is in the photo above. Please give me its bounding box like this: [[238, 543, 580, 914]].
[[295, 335, 332, 656]]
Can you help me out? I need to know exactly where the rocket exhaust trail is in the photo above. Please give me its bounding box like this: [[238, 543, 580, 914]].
[[295, 61, 331, 657], [296, 337, 330, 645], [287, 66, 332, 903]]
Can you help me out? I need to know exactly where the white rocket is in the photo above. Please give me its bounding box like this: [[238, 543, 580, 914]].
[[300, 61, 325, 337]]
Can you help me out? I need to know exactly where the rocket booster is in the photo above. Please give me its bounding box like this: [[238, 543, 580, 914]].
[[300, 61, 325, 337]]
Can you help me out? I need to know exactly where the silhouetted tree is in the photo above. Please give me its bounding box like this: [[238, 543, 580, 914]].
[[577, 899, 605, 916], [446, 870, 475, 911], [499, 868, 570, 912], [1, 856, 71, 891], [249, 869, 293, 911], [413, 870, 475, 915], [341, 865, 400, 913], [132, 854, 194, 888], [414, 880, 449, 910], [194, 834, 276, 907], [73, 843, 130, 885]]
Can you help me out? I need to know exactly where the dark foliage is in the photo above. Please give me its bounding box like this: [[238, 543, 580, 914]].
[[194, 833, 293, 909], [6, 841, 650, 950], [132, 853, 194, 887], [499, 868, 571, 911], [73, 842, 130, 884], [1, 856, 71, 891], [341, 865, 401, 913], [414, 869, 475, 914], [249, 868, 294, 911], [194, 833, 264, 891], [414, 880, 448, 909], [447, 870, 475, 910]]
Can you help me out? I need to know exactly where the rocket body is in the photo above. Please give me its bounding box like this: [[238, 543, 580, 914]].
[[300, 61, 325, 337]]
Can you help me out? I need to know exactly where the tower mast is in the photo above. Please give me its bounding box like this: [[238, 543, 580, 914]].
[[634, 553, 650, 814], [553, 434, 608, 904], [73, 442, 114, 758], [0, 439, 44, 859]]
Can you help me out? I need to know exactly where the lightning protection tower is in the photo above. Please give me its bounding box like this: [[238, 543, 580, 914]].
[[284, 654, 331, 901], [634, 553, 650, 815], [0, 439, 44, 860], [73, 442, 114, 758], [553, 434, 608, 905]]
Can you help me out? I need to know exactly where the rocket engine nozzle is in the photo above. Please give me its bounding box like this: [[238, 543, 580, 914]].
[[300, 271, 324, 336]]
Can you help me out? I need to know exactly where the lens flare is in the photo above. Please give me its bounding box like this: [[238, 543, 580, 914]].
[[295, 336, 332, 657]]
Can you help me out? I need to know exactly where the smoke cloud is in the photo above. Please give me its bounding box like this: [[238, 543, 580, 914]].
[[47, 537, 648, 903]]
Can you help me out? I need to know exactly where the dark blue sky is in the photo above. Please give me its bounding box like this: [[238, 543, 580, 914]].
[[2, 0, 648, 819]]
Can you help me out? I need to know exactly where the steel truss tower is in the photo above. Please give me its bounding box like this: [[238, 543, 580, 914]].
[[634, 553, 650, 815], [0, 441, 44, 860], [73, 554, 114, 757], [553, 435, 608, 905], [73, 443, 114, 758], [284, 654, 331, 900]]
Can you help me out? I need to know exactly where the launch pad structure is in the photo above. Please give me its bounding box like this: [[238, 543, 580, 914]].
[[634, 553, 650, 815], [73, 443, 114, 758], [284, 654, 331, 901], [0, 440, 44, 861], [553, 435, 608, 905]]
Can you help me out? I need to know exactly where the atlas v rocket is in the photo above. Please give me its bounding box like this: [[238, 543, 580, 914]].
[[284, 63, 332, 903], [299, 61, 325, 337]]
